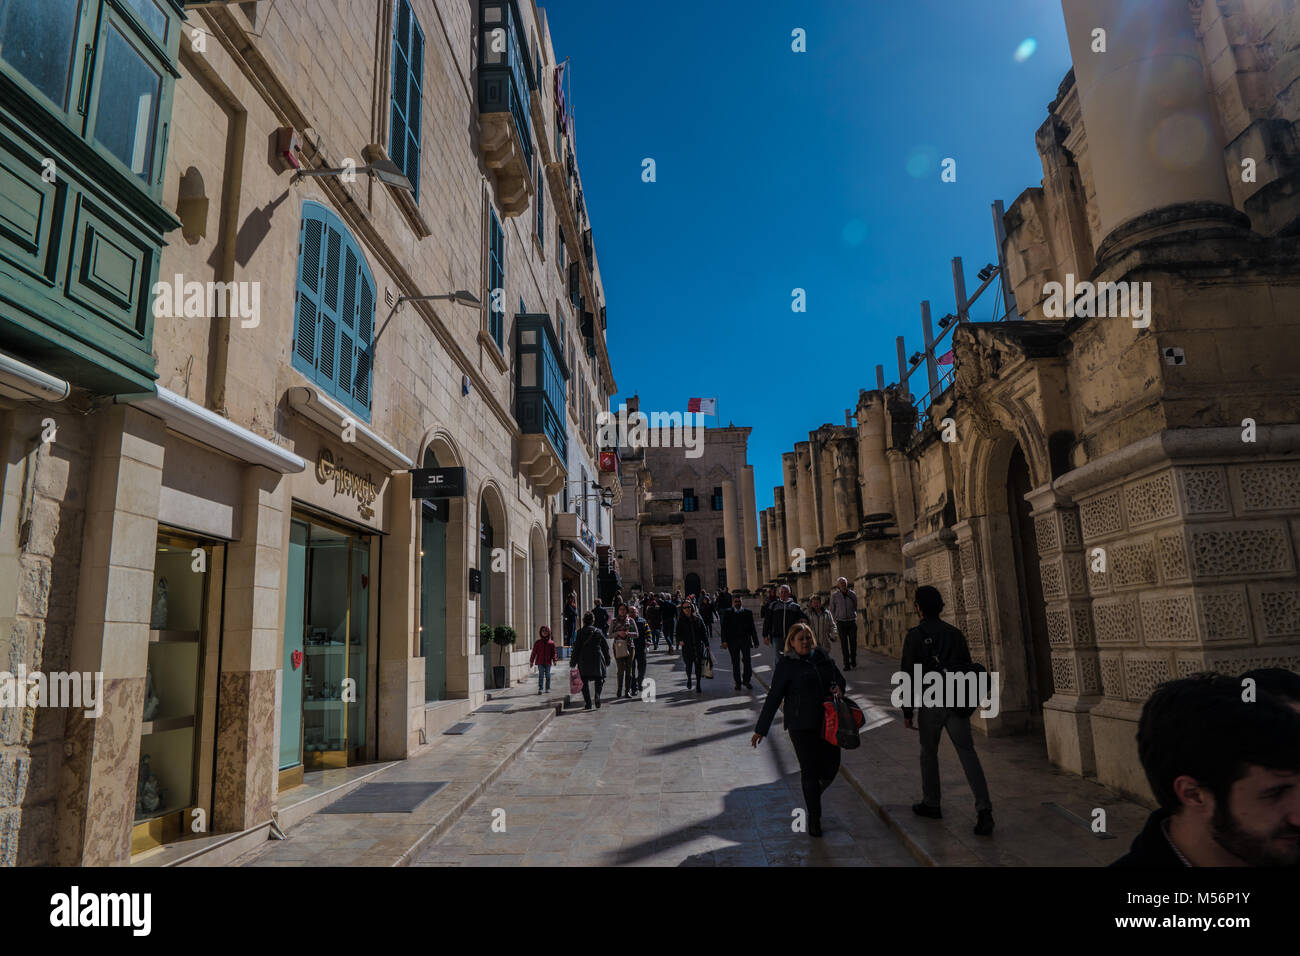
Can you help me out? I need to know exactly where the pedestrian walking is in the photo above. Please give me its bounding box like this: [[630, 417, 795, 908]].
[[806, 594, 838, 657], [700, 593, 716, 639], [902, 585, 994, 835], [571, 613, 610, 710], [829, 577, 858, 670], [631, 604, 650, 694], [529, 625, 558, 694], [762, 585, 806, 659], [677, 601, 709, 694], [720, 592, 758, 690], [751, 622, 846, 838], [563, 593, 578, 648], [645, 598, 663, 650], [592, 601, 609, 634], [661, 593, 678, 652], [611, 605, 636, 699], [759, 585, 778, 639]]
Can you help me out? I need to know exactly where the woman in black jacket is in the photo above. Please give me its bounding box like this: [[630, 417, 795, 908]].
[[676, 602, 710, 693], [751, 622, 847, 837], [571, 612, 610, 709]]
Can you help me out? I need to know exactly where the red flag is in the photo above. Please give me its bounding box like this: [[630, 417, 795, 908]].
[[687, 398, 716, 415], [598, 451, 618, 473], [937, 350, 954, 365]]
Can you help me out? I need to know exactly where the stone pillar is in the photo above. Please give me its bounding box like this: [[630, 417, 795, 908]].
[[1026, 484, 1099, 777], [721, 480, 742, 594], [378, 471, 417, 761], [762, 508, 775, 583], [56, 406, 165, 865], [741, 465, 758, 591], [796, 443, 818, 552], [670, 533, 684, 593], [216, 464, 289, 830], [638, 525, 653, 593], [832, 435, 861, 537], [856, 391, 892, 519], [816, 440, 837, 549], [1061, 0, 1235, 254], [781, 453, 802, 557], [772, 487, 788, 576]]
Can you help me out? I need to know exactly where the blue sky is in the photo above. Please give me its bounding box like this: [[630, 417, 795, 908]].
[[542, 0, 1072, 511]]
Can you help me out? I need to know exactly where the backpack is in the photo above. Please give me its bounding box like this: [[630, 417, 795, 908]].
[[923, 629, 986, 718]]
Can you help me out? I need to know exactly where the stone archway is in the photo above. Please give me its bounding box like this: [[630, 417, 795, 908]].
[[477, 481, 510, 691]]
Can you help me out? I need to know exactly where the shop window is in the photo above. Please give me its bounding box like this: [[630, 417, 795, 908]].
[[389, 0, 425, 202], [488, 206, 504, 349], [685, 538, 697, 561], [134, 530, 221, 853], [291, 201, 376, 419], [0, 0, 180, 197]]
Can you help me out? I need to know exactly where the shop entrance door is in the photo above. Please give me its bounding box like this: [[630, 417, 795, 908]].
[[280, 520, 308, 772], [421, 502, 448, 701]]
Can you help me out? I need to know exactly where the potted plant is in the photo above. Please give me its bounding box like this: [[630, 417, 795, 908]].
[[490, 625, 516, 688]]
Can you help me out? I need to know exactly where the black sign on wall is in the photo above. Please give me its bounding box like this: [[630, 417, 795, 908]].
[[469, 568, 482, 594], [411, 466, 466, 499]]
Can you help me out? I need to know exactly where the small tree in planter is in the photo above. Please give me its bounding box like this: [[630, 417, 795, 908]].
[[489, 625, 516, 688]]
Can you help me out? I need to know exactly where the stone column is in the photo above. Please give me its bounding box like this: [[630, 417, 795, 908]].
[[56, 405, 165, 865], [772, 487, 788, 576], [832, 435, 861, 536], [782, 453, 802, 557], [670, 533, 684, 593], [856, 391, 892, 520], [816, 440, 837, 549], [721, 480, 742, 594], [762, 508, 776, 583], [1061, 0, 1235, 254], [638, 525, 653, 592], [216, 464, 289, 830], [796, 443, 818, 552], [741, 465, 758, 591], [378, 471, 417, 761]]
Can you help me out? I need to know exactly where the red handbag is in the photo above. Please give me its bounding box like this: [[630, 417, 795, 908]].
[[823, 691, 866, 749]]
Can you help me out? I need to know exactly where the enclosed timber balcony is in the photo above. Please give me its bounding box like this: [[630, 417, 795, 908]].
[[514, 313, 567, 495], [477, 0, 534, 218]]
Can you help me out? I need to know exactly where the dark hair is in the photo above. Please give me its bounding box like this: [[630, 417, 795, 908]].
[[915, 585, 943, 618], [582, 611, 594, 626], [617, 604, 629, 616], [1137, 672, 1300, 813], [1240, 667, 1300, 705]]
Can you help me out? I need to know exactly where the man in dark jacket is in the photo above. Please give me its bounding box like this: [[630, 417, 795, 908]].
[[762, 585, 806, 657], [720, 593, 758, 690], [645, 599, 663, 649], [717, 587, 733, 616], [592, 601, 609, 633], [631, 607, 650, 694], [676, 602, 709, 693], [571, 613, 609, 709], [901, 585, 993, 836], [751, 624, 846, 837], [1111, 672, 1300, 867], [660, 593, 678, 651], [563, 593, 578, 648]]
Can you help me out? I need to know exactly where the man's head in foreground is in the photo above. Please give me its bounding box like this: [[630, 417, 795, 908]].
[[1137, 672, 1300, 866]]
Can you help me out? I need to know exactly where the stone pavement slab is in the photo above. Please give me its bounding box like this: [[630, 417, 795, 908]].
[[751, 642, 1151, 866], [235, 682, 556, 866], [416, 641, 919, 866]]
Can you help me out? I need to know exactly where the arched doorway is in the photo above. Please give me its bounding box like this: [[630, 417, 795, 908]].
[[419, 447, 448, 702], [530, 526, 548, 646], [478, 486, 508, 689], [685, 572, 701, 597], [1006, 445, 1053, 722]]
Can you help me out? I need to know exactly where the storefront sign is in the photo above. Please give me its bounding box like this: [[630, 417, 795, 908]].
[[316, 449, 378, 520], [411, 466, 466, 499]]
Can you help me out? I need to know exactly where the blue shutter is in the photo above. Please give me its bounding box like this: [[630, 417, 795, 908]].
[[355, 274, 374, 412], [318, 224, 340, 384], [293, 217, 323, 370], [390, 0, 423, 202], [337, 245, 357, 408]]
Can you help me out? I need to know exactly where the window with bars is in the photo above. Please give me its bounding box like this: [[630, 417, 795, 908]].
[[389, 0, 424, 202], [291, 202, 376, 419], [682, 488, 698, 512], [488, 206, 504, 349]]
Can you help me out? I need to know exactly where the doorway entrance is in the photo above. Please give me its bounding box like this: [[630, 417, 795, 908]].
[[420, 451, 448, 702], [1006, 445, 1053, 722]]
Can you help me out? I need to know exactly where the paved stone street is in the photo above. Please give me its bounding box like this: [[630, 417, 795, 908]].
[[415, 640, 917, 866]]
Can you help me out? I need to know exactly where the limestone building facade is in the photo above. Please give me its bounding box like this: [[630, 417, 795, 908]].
[[614, 404, 759, 598], [1, 0, 615, 865], [755, 0, 1300, 805]]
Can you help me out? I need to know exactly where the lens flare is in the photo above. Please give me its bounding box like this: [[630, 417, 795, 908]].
[[905, 146, 938, 179], [1014, 38, 1037, 63]]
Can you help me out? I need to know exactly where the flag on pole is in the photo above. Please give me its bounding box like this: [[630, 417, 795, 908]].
[[937, 350, 954, 366], [687, 397, 717, 415]]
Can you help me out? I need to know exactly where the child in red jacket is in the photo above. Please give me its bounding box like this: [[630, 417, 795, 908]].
[[529, 625, 558, 694]]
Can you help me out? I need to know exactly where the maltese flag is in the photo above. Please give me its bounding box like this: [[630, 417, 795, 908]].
[[687, 397, 716, 415]]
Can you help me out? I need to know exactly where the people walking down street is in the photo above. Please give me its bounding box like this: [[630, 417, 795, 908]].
[[751, 623, 847, 838], [661, 593, 678, 652], [529, 625, 558, 694], [720, 592, 758, 690], [572, 613, 610, 710], [829, 577, 859, 670], [644, 597, 663, 650], [1111, 672, 1300, 867], [611, 610, 636, 699], [763, 585, 806, 658], [631, 604, 650, 694], [717, 586, 733, 616], [677, 602, 710, 694], [563, 593, 578, 648], [901, 585, 994, 836], [806, 594, 839, 657], [592, 601, 610, 634], [700, 593, 716, 639], [760, 586, 778, 637]]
